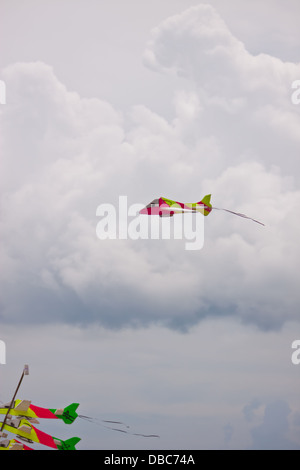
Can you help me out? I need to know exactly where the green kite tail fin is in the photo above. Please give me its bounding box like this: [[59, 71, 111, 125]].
[[200, 194, 211, 206], [198, 194, 212, 215], [50, 403, 79, 424], [55, 436, 81, 450]]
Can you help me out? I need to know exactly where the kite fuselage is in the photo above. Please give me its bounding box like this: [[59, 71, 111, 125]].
[[140, 196, 212, 217], [1, 417, 80, 450], [0, 400, 79, 424]]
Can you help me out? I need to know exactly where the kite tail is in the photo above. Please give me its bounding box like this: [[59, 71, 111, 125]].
[[78, 415, 159, 438], [212, 207, 265, 226]]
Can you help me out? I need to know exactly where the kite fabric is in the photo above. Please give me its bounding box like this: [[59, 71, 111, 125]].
[[0, 399, 159, 451], [0, 399, 81, 450], [0, 416, 81, 450], [0, 400, 79, 424], [0, 368, 158, 450], [140, 194, 265, 226]]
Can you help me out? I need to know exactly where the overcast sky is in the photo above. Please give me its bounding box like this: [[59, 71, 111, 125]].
[[0, 0, 300, 450]]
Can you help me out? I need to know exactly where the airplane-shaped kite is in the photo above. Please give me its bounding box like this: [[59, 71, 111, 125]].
[[139, 194, 264, 225], [0, 417, 80, 450], [0, 366, 82, 450], [0, 399, 79, 425]]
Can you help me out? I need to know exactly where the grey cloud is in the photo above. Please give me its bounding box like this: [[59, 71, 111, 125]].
[[1, 6, 300, 332], [223, 423, 234, 445], [248, 400, 300, 450], [243, 397, 261, 422], [144, 4, 300, 179]]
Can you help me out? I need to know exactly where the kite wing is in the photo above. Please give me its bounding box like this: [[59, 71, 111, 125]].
[[14, 400, 31, 412], [0, 400, 30, 415], [0, 439, 29, 450]]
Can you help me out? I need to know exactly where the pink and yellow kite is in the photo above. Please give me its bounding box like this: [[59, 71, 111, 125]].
[[140, 194, 264, 225]]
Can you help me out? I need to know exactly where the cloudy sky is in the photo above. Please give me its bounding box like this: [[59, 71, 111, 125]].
[[1, 0, 300, 450]]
